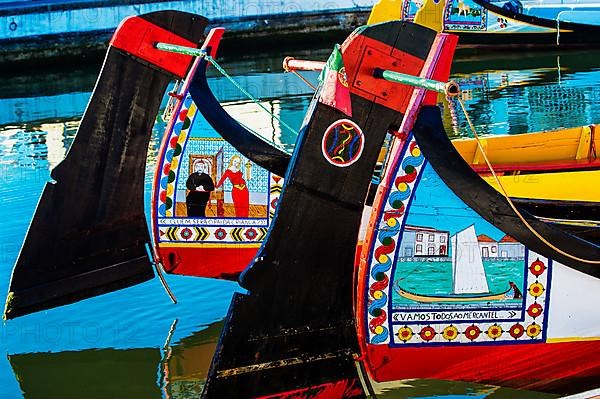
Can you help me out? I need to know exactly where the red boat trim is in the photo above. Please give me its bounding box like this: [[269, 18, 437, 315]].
[[110, 16, 197, 78], [366, 339, 600, 394], [157, 246, 258, 279], [149, 29, 226, 268], [355, 32, 457, 364]]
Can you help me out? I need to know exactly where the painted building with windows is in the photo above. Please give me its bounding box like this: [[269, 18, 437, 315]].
[[399, 225, 450, 258], [477, 234, 499, 258], [498, 234, 526, 260]]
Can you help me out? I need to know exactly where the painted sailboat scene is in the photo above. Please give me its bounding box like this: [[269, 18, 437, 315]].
[[394, 224, 524, 305], [1, 0, 599, 397]]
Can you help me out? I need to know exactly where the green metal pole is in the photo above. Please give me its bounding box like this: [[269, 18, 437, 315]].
[[155, 42, 206, 57], [374, 68, 458, 95]]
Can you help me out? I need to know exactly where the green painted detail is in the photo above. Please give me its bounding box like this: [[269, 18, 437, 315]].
[[182, 117, 191, 130], [155, 42, 206, 57], [174, 144, 182, 157], [378, 69, 447, 93]]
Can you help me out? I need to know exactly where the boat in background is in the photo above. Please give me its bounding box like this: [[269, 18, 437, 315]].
[[370, 0, 600, 46]]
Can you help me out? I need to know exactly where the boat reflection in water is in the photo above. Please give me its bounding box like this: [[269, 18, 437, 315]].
[[7, 321, 560, 399], [7, 320, 221, 399]]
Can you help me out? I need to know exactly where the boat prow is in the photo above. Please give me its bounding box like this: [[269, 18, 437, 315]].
[[3, 11, 208, 320]]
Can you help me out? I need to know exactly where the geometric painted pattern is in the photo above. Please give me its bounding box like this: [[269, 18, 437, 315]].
[[157, 172, 282, 244], [366, 136, 427, 345], [158, 225, 268, 243], [157, 95, 198, 218]]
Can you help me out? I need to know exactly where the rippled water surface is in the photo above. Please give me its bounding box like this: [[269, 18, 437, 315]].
[[1, 45, 599, 398]]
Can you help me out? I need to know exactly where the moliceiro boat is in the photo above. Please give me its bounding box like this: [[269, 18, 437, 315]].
[[150, 33, 599, 279], [3, 6, 599, 398], [3, 10, 208, 319], [370, 0, 600, 46], [188, 12, 598, 399]]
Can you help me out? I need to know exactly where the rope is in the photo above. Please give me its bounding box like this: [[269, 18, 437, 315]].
[[206, 56, 299, 136], [282, 60, 317, 90], [456, 97, 600, 264], [144, 243, 178, 303], [290, 70, 317, 90]]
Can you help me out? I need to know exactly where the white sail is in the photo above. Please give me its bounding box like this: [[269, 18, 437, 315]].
[[451, 225, 490, 294]]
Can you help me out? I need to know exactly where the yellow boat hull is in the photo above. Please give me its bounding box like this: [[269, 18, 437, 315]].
[[452, 124, 600, 203]]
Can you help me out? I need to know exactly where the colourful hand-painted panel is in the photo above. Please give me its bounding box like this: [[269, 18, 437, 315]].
[[402, 0, 488, 31], [365, 134, 551, 347], [155, 93, 281, 245], [401, 0, 554, 33]]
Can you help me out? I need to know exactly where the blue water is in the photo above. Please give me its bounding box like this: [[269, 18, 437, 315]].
[[2, 46, 599, 397], [393, 260, 524, 303]]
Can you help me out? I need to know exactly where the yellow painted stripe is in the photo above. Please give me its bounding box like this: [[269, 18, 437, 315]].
[[158, 243, 261, 249], [482, 170, 600, 202], [546, 337, 600, 344], [453, 125, 599, 165]]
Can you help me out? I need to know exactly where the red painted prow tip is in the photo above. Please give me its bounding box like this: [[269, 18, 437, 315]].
[[109, 15, 199, 78], [201, 27, 225, 59]]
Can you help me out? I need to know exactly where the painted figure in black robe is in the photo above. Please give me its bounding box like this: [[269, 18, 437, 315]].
[[186, 160, 215, 217]]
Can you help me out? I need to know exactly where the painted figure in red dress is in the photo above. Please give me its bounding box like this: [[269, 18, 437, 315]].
[[216, 155, 250, 217]]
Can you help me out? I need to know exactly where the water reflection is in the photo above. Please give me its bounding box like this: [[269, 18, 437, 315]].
[[450, 49, 600, 137], [7, 320, 560, 399], [8, 320, 222, 399], [2, 47, 600, 398]]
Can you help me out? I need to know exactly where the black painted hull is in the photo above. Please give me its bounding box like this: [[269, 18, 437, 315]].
[[3, 11, 208, 319], [201, 21, 439, 398]]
